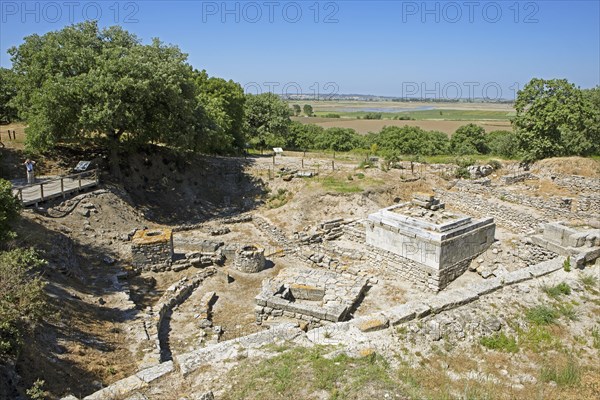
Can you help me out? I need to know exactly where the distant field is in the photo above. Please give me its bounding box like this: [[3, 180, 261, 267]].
[[292, 100, 515, 112], [313, 109, 514, 121], [290, 100, 515, 134], [291, 117, 513, 135]]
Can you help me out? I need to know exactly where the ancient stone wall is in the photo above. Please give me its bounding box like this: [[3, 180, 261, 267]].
[[131, 229, 174, 272], [365, 244, 470, 292], [438, 190, 543, 233]]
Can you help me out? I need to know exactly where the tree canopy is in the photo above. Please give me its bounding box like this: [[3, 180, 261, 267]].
[[244, 92, 291, 150], [9, 22, 207, 154], [450, 123, 488, 155], [513, 78, 599, 160], [0, 68, 18, 123]]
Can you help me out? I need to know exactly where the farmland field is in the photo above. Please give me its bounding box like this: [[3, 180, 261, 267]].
[[290, 100, 515, 134]]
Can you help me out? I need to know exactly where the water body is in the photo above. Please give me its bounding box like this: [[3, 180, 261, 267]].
[[332, 106, 435, 113]]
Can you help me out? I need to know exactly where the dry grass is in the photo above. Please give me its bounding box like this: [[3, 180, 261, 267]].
[[522, 178, 573, 198], [533, 157, 600, 178]]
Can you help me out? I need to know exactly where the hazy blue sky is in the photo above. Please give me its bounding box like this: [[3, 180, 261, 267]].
[[1, 1, 598, 99]]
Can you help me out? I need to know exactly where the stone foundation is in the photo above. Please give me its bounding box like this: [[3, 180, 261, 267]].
[[255, 268, 368, 325], [365, 200, 495, 291], [531, 222, 600, 266], [234, 245, 266, 273], [131, 229, 174, 271]]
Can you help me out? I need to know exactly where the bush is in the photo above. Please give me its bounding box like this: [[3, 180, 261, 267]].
[[322, 113, 340, 118], [486, 130, 519, 158], [450, 124, 488, 155], [0, 179, 21, 243], [454, 167, 470, 179], [488, 159, 503, 170], [0, 248, 47, 358], [363, 112, 382, 120]]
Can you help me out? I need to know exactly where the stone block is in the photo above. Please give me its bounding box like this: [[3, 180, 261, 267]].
[[426, 289, 479, 313], [290, 284, 325, 301], [135, 361, 174, 383], [502, 269, 533, 285], [527, 258, 564, 277], [83, 376, 145, 400], [469, 277, 503, 296], [353, 315, 389, 332], [384, 303, 417, 326]]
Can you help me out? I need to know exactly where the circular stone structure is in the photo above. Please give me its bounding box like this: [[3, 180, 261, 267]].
[[234, 245, 266, 273]]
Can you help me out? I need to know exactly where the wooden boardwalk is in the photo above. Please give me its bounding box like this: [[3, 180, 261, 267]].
[[12, 170, 99, 206]]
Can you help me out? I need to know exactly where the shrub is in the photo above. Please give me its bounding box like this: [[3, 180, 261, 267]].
[[455, 167, 470, 179], [322, 113, 340, 118], [486, 130, 519, 158], [526, 305, 558, 325], [363, 112, 382, 120], [0, 248, 47, 358], [26, 379, 47, 400], [488, 159, 503, 170], [579, 274, 598, 292], [0, 179, 21, 243]]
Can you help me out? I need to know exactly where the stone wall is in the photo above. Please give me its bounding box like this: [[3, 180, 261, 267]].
[[365, 244, 471, 292], [131, 230, 174, 272], [450, 179, 600, 223], [438, 190, 543, 233]]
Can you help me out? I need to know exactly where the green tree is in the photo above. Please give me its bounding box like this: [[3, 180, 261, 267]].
[[450, 124, 488, 155], [513, 78, 597, 160], [0, 68, 18, 123], [314, 127, 360, 152], [292, 104, 301, 117], [194, 70, 246, 153], [287, 121, 324, 150], [9, 22, 205, 172], [244, 93, 291, 151], [0, 179, 21, 243], [376, 126, 449, 156], [303, 104, 313, 117], [486, 130, 519, 158], [0, 248, 46, 358]]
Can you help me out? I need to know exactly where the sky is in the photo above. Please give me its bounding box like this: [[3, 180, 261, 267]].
[[1, 0, 599, 100]]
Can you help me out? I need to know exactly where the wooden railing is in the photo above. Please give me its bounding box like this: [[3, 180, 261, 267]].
[[12, 169, 99, 205]]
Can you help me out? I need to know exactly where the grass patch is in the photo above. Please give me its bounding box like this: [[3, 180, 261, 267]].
[[542, 282, 571, 299], [556, 303, 579, 322], [591, 325, 600, 349], [479, 332, 519, 353], [222, 346, 401, 400], [519, 325, 559, 353], [540, 357, 581, 386], [266, 188, 292, 209], [526, 305, 559, 325], [318, 176, 363, 193], [579, 274, 599, 294]]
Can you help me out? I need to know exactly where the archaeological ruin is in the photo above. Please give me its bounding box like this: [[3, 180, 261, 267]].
[[131, 229, 174, 271], [365, 193, 496, 291]]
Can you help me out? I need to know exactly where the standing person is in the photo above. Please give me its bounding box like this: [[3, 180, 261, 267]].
[[24, 159, 36, 184]]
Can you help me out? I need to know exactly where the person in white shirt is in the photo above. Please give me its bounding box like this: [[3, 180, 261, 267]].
[[24, 159, 36, 184]]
